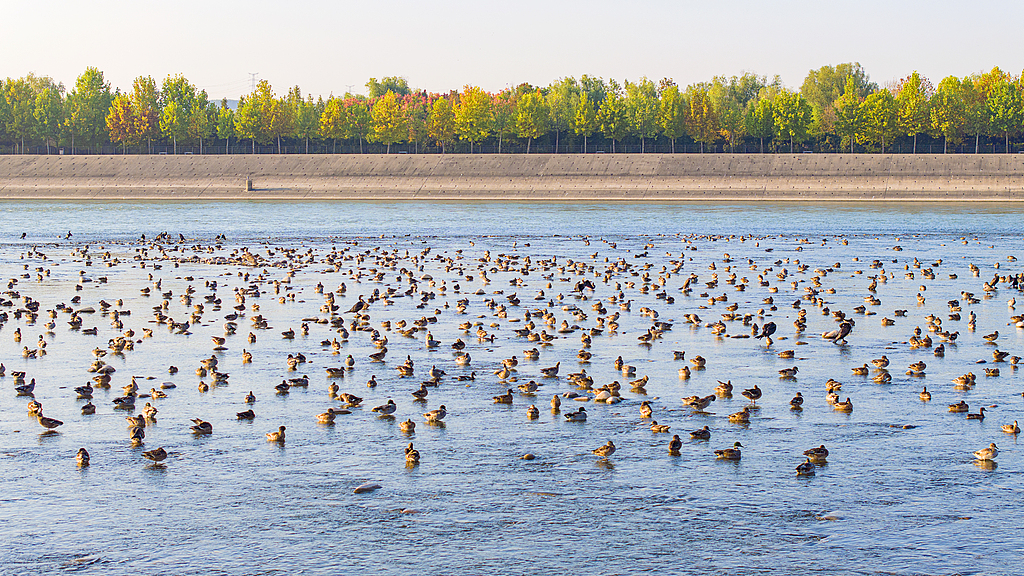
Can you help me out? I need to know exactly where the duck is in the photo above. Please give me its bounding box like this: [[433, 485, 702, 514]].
[[796, 458, 816, 476], [714, 442, 743, 460], [833, 398, 854, 412], [741, 385, 762, 405], [411, 384, 429, 400], [526, 405, 540, 419], [803, 445, 829, 462], [405, 443, 420, 464], [266, 425, 286, 442], [919, 387, 931, 401], [142, 447, 167, 463], [592, 440, 616, 458], [372, 399, 397, 415], [149, 388, 168, 399], [493, 389, 514, 404], [714, 380, 733, 396], [317, 408, 340, 424], [973, 443, 998, 460], [966, 407, 986, 420], [851, 364, 869, 375], [871, 355, 889, 368], [190, 418, 213, 434], [540, 362, 560, 377], [236, 409, 256, 420], [423, 405, 447, 422], [639, 400, 653, 418], [689, 426, 711, 440], [37, 414, 63, 430], [728, 407, 751, 423], [1002, 421, 1020, 434], [778, 366, 799, 378], [76, 448, 90, 467], [81, 402, 96, 415], [948, 401, 969, 413], [668, 435, 683, 453], [564, 407, 587, 422], [550, 395, 561, 412], [400, 419, 416, 433], [128, 425, 145, 444], [649, 421, 671, 433], [244, 391, 256, 403], [790, 392, 804, 409]]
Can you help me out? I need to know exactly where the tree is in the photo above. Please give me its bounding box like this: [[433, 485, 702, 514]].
[[370, 90, 407, 153], [160, 74, 200, 153], [573, 92, 598, 153], [597, 89, 628, 152], [859, 90, 899, 153], [961, 78, 989, 154], [547, 77, 578, 153], [515, 90, 550, 153], [710, 78, 744, 151], [625, 77, 659, 152], [267, 96, 294, 154], [930, 76, 966, 153], [235, 79, 274, 153], [428, 95, 456, 153], [659, 85, 685, 153], [189, 101, 215, 154], [404, 92, 430, 154], [319, 97, 347, 153], [772, 91, 812, 153], [216, 102, 235, 153], [490, 90, 516, 154], [800, 63, 877, 115], [34, 84, 64, 154], [106, 94, 136, 153], [160, 100, 187, 154], [833, 77, 863, 153], [745, 97, 774, 153], [366, 77, 411, 98], [895, 72, 931, 154], [65, 67, 112, 152], [685, 85, 719, 153], [130, 76, 160, 153], [986, 79, 1022, 153], [454, 86, 491, 153], [345, 100, 372, 153], [4, 77, 37, 153]]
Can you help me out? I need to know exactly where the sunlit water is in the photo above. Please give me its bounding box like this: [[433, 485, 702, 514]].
[[1, 201, 1022, 576]]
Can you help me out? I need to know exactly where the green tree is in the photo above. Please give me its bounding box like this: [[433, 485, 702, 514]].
[[986, 79, 1022, 153], [573, 92, 598, 153], [930, 76, 966, 153], [404, 93, 430, 154], [130, 76, 160, 153], [160, 74, 200, 153], [859, 90, 899, 152], [189, 101, 215, 154], [685, 85, 719, 152], [625, 77, 659, 152], [491, 90, 516, 153], [216, 102, 235, 153], [515, 90, 550, 153], [833, 77, 863, 153], [292, 95, 322, 154], [895, 72, 931, 154], [65, 67, 112, 152], [547, 77, 578, 153], [366, 77, 411, 98], [772, 91, 812, 152], [4, 77, 37, 153], [267, 96, 294, 154], [34, 84, 64, 154], [961, 78, 989, 154], [370, 90, 408, 153], [428, 95, 456, 153], [597, 89, 629, 152], [106, 94, 136, 153], [454, 86, 491, 153], [744, 97, 774, 153], [710, 78, 744, 151], [319, 97, 347, 153], [659, 85, 685, 153], [160, 100, 188, 154], [345, 100, 372, 153], [235, 79, 274, 153], [800, 63, 877, 115]]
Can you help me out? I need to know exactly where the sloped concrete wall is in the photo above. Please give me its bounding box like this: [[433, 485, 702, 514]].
[[1, 154, 1023, 200]]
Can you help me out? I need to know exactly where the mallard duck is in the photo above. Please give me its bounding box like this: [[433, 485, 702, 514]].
[[714, 380, 733, 396], [190, 418, 213, 434], [650, 421, 671, 433], [796, 458, 816, 475], [550, 395, 561, 412], [686, 394, 717, 412], [777, 350, 795, 359], [714, 442, 742, 460], [851, 364, 869, 375], [778, 366, 799, 378], [1001, 420, 1020, 434], [803, 445, 829, 460], [493, 389, 514, 404], [411, 384, 429, 400], [982, 331, 999, 342], [729, 407, 751, 423], [540, 362, 560, 377], [81, 402, 96, 415], [919, 387, 931, 401], [128, 425, 145, 444], [423, 405, 447, 422], [973, 443, 998, 460], [266, 425, 286, 442], [966, 407, 986, 420], [690, 425, 711, 440], [372, 399, 397, 415], [669, 434, 683, 453], [244, 391, 256, 403], [592, 440, 616, 458], [338, 393, 363, 407], [833, 398, 854, 412], [405, 442, 420, 464], [142, 447, 167, 462], [639, 400, 653, 418], [400, 419, 416, 432], [790, 392, 804, 409], [236, 409, 256, 420], [948, 400, 969, 413], [526, 405, 540, 419], [741, 385, 762, 405], [564, 407, 587, 422], [317, 408, 339, 424], [37, 414, 63, 430], [871, 355, 889, 368], [76, 448, 90, 467]]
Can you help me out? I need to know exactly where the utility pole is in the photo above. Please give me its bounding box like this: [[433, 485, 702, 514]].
[[249, 73, 260, 91]]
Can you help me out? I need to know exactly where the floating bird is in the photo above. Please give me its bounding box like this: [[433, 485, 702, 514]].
[[266, 425, 286, 442], [690, 426, 711, 440], [973, 443, 998, 460], [714, 442, 742, 460], [372, 399, 397, 415], [142, 447, 167, 463], [76, 448, 90, 467], [592, 440, 616, 458], [423, 405, 447, 422]]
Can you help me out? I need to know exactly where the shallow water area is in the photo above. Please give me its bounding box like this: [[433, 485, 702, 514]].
[[0, 200, 1023, 576]]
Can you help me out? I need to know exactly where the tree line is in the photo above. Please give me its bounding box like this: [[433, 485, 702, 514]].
[[3, 64, 1024, 155]]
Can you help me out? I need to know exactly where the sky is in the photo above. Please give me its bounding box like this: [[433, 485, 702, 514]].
[[3, 0, 1023, 100]]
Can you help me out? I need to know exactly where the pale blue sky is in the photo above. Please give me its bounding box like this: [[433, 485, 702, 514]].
[[4, 0, 1022, 99]]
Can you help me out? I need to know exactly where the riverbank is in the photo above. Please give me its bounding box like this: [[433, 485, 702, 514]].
[[2, 153, 1024, 201]]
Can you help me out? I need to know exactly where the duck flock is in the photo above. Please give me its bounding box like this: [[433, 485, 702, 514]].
[[3, 231, 1022, 488]]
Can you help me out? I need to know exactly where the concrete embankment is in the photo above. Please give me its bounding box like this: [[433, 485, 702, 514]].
[[2, 154, 1024, 201]]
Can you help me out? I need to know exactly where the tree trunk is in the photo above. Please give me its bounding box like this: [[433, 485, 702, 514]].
[[71, 133, 74, 154], [252, 138, 255, 154], [1006, 132, 1010, 153], [671, 138, 675, 154], [913, 133, 917, 154], [359, 138, 363, 154], [975, 134, 979, 154], [527, 137, 531, 154], [277, 135, 281, 154], [306, 137, 309, 154], [387, 143, 391, 154], [881, 134, 885, 154], [760, 137, 764, 154], [554, 130, 558, 154], [333, 138, 336, 154], [173, 135, 177, 155], [789, 137, 793, 153], [583, 135, 587, 154], [943, 136, 947, 154], [641, 137, 644, 154]]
